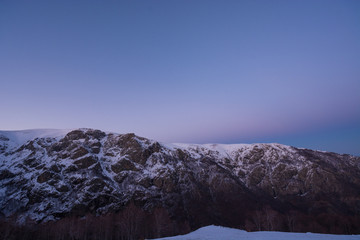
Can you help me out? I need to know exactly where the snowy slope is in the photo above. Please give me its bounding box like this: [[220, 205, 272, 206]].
[[153, 225, 360, 240]]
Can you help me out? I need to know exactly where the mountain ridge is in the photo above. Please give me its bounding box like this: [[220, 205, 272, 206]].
[[1, 128, 353, 157], [0, 128, 359, 239]]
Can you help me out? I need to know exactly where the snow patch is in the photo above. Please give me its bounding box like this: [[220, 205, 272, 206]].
[[152, 225, 360, 240]]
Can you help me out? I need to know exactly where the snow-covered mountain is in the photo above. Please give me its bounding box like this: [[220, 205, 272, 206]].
[[0, 128, 360, 239]]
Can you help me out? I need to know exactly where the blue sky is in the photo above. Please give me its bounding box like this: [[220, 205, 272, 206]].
[[1, 0, 359, 155]]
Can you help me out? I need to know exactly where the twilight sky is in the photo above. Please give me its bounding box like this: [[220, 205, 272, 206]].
[[1, 0, 359, 155]]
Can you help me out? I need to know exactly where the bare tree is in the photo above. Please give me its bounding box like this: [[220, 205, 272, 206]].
[[152, 208, 172, 237], [117, 202, 145, 240], [252, 210, 263, 231], [264, 206, 275, 231], [285, 211, 296, 232]]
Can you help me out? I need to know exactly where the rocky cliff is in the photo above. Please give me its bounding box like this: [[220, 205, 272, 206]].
[[0, 128, 359, 238]]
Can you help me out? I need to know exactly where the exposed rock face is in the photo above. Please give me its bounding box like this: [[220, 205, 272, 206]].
[[0, 129, 359, 234]]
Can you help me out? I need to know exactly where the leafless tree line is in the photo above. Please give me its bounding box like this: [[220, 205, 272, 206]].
[[244, 205, 359, 234], [0, 203, 190, 240], [1, 203, 359, 240]]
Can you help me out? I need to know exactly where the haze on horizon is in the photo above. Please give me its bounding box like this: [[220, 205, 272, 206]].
[[0, 0, 359, 156]]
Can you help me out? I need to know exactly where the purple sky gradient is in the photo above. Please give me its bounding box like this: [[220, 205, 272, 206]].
[[1, 0, 359, 155]]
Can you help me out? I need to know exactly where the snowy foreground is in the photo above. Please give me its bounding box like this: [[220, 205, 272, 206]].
[[152, 225, 360, 240]]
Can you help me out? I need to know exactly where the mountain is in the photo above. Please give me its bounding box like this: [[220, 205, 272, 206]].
[[0, 128, 359, 239]]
